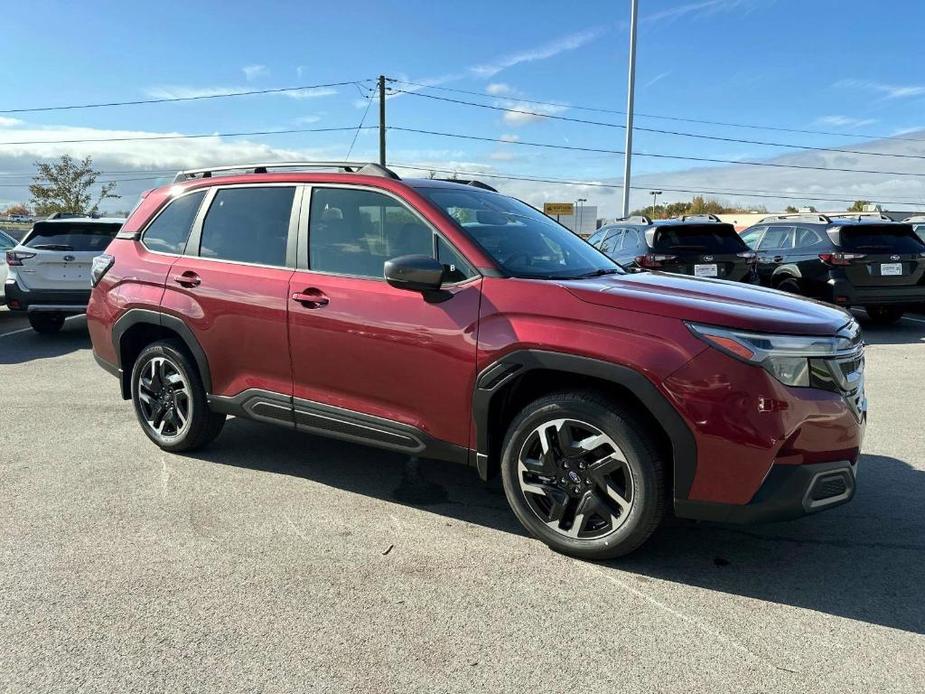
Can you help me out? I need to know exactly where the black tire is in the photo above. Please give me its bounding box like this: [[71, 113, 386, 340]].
[[130, 339, 225, 452], [865, 306, 904, 324], [775, 278, 802, 295], [28, 313, 65, 334], [500, 390, 665, 560]]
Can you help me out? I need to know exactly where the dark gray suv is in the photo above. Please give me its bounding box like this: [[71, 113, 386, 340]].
[[740, 212, 925, 324]]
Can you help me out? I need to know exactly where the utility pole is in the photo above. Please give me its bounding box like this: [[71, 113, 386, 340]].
[[575, 198, 587, 236], [621, 0, 639, 218], [649, 190, 662, 218], [378, 75, 387, 166]]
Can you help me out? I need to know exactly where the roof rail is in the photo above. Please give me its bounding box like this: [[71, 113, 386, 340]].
[[614, 215, 652, 225], [828, 212, 893, 222], [902, 215, 925, 223], [678, 213, 722, 223], [432, 178, 498, 192], [757, 213, 832, 224], [173, 161, 400, 183]]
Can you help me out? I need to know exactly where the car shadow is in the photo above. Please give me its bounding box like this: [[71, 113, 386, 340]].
[[193, 419, 924, 635], [0, 314, 91, 364]]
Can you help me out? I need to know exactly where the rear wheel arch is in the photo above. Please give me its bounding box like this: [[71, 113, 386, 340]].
[[113, 309, 212, 399], [472, 350, 696, 501]]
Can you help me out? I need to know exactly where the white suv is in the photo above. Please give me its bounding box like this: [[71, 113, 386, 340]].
[[5, 217, 124, 333]]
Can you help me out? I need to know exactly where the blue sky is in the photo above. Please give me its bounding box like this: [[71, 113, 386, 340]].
[[1, 0, 925, 215]]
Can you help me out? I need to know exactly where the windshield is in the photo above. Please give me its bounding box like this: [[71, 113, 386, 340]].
[[651, 224, 748, 253], [23, 222, 122, 252], [840, 224, 925, 254], [417, 187, 621, 279]]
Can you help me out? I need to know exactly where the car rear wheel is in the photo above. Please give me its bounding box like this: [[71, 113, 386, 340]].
[[775, 278, 802, 295], [28, 313, 65, 334], [865, 306, 904, 324], [500, 390, 665, 560], [131, 340, 225, 452]]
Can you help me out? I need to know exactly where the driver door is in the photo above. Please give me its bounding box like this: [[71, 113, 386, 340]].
[[287, 185, 482, 453]]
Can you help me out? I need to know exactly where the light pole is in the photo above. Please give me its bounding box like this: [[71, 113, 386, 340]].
[[649, 190, 662, 218], [621, 0, 639, 217], [575, 198, 587, 235]]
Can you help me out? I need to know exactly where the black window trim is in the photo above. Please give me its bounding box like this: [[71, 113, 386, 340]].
[[296, 183, 481, 286], [183, 182, 302, 270], [139, 188, 209, 257]]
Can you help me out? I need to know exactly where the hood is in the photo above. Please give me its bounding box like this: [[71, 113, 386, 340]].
[[562, 272, 851, 336]]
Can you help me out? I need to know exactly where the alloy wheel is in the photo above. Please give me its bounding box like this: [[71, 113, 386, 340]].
[[517, 418, 634, 540], [136, 356, 192, 439]]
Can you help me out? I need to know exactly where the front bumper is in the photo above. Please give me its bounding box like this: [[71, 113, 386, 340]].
[[675, 459, 857, 523], [4, 278, 90, 313]]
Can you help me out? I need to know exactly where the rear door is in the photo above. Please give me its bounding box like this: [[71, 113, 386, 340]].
[[160, 184, 299, 398], [15, 221, 121, 291], [654, 223, 751, 280], [756, 225, 795, 284], [838, 223, 925, 288]]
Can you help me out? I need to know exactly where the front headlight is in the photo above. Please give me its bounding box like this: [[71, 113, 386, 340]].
[[687, 322, 856, 387]]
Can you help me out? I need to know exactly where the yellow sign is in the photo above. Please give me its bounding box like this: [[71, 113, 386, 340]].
[[543, 202, 574, 216]]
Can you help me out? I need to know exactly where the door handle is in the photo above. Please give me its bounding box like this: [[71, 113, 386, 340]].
[[773, 255, 784, 263], [291, 288, 329, 308], [172, 271, 201, 288]]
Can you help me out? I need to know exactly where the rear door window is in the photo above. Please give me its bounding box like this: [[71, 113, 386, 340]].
[[758, 226, 795, 250], [600, 229, 624, 255], [794, 226, 826, 249], [23, 222, 122, 252], [840, 224, 925, 254], [199, 186, 295, 267], [652, 223, 748, 253], [142, 191, 206, 254]]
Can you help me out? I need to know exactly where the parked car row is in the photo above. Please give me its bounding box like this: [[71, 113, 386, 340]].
[[72, 160, 866, 559], [590, 211, 925, 324]]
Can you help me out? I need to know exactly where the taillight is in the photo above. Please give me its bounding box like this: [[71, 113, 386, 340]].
[[818, 252, 866, 266], [6, 250, 36, 266], [90, 254, 115, 287], [635, 253, 677, 269]]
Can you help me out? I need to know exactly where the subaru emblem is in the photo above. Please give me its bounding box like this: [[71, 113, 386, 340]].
[[890, 255, 901, 261], [63, 255, 75, 262], [702, 255, 714, 262]]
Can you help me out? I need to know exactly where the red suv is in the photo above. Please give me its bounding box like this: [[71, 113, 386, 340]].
[[88, 162, 866, 559]]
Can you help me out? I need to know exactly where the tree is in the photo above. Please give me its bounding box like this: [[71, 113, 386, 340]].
[[848, 200, 870, 212], [29, 155, 119, 216], [630, 197, 766, 219], [785, 206, 799, 213], [2, 203, 31, 216]]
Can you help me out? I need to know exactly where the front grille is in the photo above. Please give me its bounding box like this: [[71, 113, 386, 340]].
[[810, 474, 849, 501]]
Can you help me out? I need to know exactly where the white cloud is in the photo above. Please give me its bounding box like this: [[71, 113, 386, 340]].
[[145, 85, 337, 100], [499, 134, 520, 142], [0, 117, 22, 127], [486, 83, 513, 96], [296, 65, 306, 78], [644, 71, 672, 88], [470, 26, 607, 78], [640, 0, 759, 25], [294, 115, 322, 125], [835, 79, 925, 100], [500, 100, 568, 125], [242, 64, 269, 81], [814, 115, 878, 128]]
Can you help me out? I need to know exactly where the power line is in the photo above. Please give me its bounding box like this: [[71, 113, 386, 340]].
[[0, 80, 371, 115], [0, 125, 377, 147], [388, 78, 925, 145], [390, 163, 925, 208], [388, 126, 925, 178], [390, 88, 925, 161]]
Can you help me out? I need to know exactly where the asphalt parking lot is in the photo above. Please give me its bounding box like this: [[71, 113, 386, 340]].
[[1, 308, 924, 693]]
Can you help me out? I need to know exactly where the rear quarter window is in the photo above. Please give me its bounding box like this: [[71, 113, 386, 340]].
[[652, 223, 748, 253], [23, 222, 122, 252], [840, 224, 925, 254]]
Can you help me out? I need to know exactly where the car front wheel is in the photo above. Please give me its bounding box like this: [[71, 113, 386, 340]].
[[500, 391, 665, 560], [131, 340, 225, 452]]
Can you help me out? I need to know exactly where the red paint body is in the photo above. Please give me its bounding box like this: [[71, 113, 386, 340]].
[[88, 171, 864, 512]]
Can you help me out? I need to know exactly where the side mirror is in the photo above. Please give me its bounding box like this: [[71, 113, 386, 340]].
[[384, 254, 444, 292]]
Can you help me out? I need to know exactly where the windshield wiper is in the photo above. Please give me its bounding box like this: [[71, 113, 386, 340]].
[[568, 268, 623, 279], [32, 243, 74, 251]]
